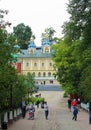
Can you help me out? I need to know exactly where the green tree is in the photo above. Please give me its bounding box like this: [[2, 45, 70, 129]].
[[62, 0, 91, 44], [13, 23, 33, 49], [0, 9, 19, 111], [26, 73, 38, 94], [55, 0, 91, 102], [12, 74, 28, 108], [79, 66, 91, 103], [52, 40, 81, 93]]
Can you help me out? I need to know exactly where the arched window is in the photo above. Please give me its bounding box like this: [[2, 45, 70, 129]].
[[43, 72, 46, 77], [48, 72, 51, 77], [30, 49, 34, 54], [38, 72, 41, 77], [33, 72, 35, 76], [45, 46, 49, 53]]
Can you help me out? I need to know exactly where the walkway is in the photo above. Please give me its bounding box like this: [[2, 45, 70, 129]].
[[7, 91, 91, 130], [38, 85, 63, 91]]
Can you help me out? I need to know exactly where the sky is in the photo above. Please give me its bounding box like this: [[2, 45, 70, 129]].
[[0, 0, 69, 46]]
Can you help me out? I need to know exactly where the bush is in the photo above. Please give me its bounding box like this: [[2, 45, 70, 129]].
[[63, 92, 68, 97], [28, 96, 44, 105]]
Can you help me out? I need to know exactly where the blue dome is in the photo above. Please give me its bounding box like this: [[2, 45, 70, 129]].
[[28, 41, 36, 48], [42, 39, 52, 46]]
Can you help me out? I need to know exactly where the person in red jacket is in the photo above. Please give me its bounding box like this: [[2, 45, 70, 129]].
[[72, 99, 78, 109]]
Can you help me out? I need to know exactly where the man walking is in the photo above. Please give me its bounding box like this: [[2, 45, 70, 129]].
[[21, 97, 27, 118]]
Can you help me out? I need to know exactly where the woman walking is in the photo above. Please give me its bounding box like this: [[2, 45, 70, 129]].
[[44, 101, 49, 120]]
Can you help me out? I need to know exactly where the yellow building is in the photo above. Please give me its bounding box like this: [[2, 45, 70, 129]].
[[17, 34, 58, 85]]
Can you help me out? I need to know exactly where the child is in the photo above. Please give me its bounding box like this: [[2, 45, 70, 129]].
[[28, 103, 35, 120], [72, 106, 78, 121]]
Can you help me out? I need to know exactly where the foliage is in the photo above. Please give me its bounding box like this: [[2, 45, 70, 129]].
[[13, 23, 33, 49], [78, 66, 91, 103], [62, 0, 91, 44], [12, 74, 27, 108], [0, 9, 29, 111], [28, 96, 44, 105], [51, 0, 91, 102], [52, 39, 81, 89], [26, 72, 38, 94]]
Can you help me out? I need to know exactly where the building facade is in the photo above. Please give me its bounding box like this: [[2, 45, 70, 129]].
[[17, 33, 58, 85]]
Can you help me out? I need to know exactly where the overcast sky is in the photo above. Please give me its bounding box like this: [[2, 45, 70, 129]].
[[0, 0, 69, 46]]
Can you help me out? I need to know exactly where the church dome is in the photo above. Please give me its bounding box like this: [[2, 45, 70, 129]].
[[28, 36, 36, 48], [28, 41, 36, 48], [42, 39, 52, 46]]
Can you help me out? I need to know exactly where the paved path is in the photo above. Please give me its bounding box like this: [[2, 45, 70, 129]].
[[8, 91, 91, 130], [38, 85, 63, 91]]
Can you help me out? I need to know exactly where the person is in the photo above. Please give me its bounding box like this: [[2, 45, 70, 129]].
[[72, 106, 78, 121], [21, 97, 27, 118], [68, 98, 72, 112], [44, 101, 49, 120], [77, 98, 81, 110], [29, 103, 35, 120], [87, 101, 91, 124], [72, 99, 78, 109]]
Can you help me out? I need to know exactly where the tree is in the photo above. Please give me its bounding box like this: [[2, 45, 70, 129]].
[[13, 23, 33, 49], [0, 8, 37, 111], [12, 74, 28, 108], [54, 0, 91, 102], [62, 0, 91, 45], [79, 66, 91, 103], [0, 9, 11, 29], [0, 8, 20, 111], [52, 39, 81, 93]]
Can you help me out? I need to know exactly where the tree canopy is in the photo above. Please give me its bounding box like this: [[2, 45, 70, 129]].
[[13, 23, 33, 49], [0, 9, 37, 112], [52, 0, 91, 102]]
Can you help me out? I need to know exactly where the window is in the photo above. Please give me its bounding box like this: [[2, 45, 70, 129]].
[[43, 72, 46, 77], [42, 63, 44, 67], [26, 62, 29, 66], [38, 72, 41, 77], [49, 62, 52, 66], [34, 62, 37, 66], [45, 46, 49, 53], [48, 72, 51, 77], [30, 49, 33, 54]]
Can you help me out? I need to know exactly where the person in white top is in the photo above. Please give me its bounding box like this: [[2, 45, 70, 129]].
[[44, 101, 49, 120]]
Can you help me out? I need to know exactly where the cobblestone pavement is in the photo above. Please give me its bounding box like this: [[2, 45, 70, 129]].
[[8, 91, 91, 130]]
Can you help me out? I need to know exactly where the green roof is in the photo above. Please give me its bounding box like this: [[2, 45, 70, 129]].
[[17, 49, 52, 58]]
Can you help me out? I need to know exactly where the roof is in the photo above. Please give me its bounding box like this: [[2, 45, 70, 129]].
[[17, 49, 52, 58], [28, 41, 36, 48]]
